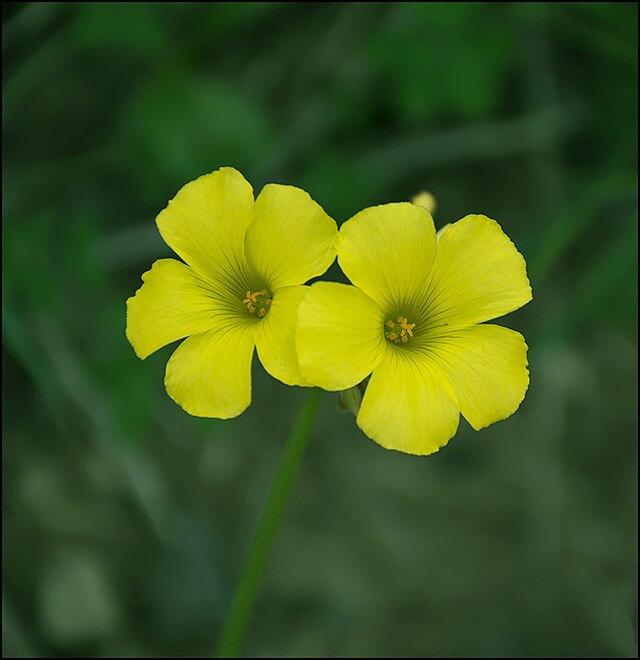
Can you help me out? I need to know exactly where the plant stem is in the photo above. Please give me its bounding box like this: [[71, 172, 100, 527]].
[[216, 387, 324, 658]]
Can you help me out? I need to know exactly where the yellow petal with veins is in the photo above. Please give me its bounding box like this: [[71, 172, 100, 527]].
[[357, 349, 460, 456], [164, 325, 255, 418], [423, 214, 532, 327], [156, 167, 254, 286], [126, 259, 222, 360], [296, 282, 386, 391], [418, 324, 529, 431], [337, 202, 436, 309], [246, 184, 337, 289], [255, 285, 309, 387]]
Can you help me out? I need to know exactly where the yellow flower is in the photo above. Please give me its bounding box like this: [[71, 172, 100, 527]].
[[126, 167, 337, 418], [296, 203, 532, 456]]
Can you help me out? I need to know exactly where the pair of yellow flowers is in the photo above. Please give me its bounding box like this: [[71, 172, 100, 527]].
[[126, 167, 532, 456]]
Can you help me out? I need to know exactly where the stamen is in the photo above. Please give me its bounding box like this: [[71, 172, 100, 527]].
[[384, 315, 417, 345], [400, 318, 415, 338], [243, 288, 273, 319]]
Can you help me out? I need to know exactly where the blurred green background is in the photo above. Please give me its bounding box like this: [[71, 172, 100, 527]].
[[3, 2, 637, 657]]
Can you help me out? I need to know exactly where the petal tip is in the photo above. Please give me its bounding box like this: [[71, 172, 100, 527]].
[[356, 413, 456, 457], [155, 167, 255, 234], [163, 370, 251, 419], [125, 294, 149, 361]]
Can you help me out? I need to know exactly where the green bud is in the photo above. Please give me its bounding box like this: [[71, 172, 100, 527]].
[[337, 386, 362, 416]]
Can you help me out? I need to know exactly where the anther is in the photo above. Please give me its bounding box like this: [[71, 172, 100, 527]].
[[243, 288, 273, 318], [384, 315, 416, 345]]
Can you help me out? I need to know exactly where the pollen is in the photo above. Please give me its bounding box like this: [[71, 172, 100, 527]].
[[384, 315, 416, 345], [243, 289, 273, 318]]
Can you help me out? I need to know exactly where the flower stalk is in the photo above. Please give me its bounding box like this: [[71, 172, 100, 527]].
[[216, 388, 324, 658]]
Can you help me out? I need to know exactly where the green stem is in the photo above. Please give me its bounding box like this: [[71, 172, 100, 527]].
[[216, 388, 324, 658]]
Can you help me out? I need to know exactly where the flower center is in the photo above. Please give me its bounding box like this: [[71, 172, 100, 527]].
[[243, 288, 272, 317], [384, 315, 416, 344]]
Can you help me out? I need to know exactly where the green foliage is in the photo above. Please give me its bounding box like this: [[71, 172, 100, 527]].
[[368, 4, 514, 122], [124, 73, 274, 200], [3, 2, 637, 658]]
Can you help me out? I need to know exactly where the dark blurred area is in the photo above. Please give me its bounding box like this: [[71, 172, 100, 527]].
[[3, 3, 637, 657]]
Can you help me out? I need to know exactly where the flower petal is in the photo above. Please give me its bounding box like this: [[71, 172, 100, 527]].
[[357, 349, 460, 456], [337, 202, 436, 309], [424, 214, 532, 326], [126, 259, 222, 360], [296, 282, 387, 391], [419, 324, 530, 431], [245, 184, 338, 289], [164, 326, 255, 418], [255, 285, 309, 387], [156, 167, 254, 285]]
